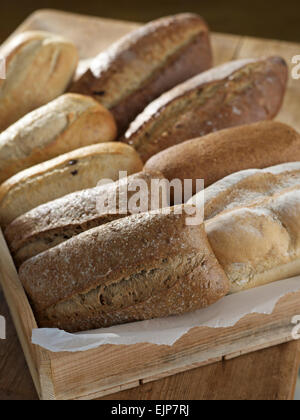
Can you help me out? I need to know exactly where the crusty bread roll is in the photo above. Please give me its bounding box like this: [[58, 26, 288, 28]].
[[124, 57, 288, 162], [144, 121, 300, 201], [188, 162, 300, 220], [19, 205, 229, 332], [0, 142, 143, 226], [5, 171, 165, 266], [0, 31, 78, 132], [0, 93, 117, 184], [206, 188, 300, 293], [71, 14, 212, 134]]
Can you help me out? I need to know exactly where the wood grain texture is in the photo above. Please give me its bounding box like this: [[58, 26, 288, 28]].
[[101, 341, 300, 401], [0, 9, 300, 401], [0, 288, 38, 400], [1, 286, 299, 400]]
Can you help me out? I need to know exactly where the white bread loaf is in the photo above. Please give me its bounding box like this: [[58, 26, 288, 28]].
[[0, 31, 78, 132], [0, 93, 117, 184], [188, 162, 300, 220], [205, 188, 300, 293]]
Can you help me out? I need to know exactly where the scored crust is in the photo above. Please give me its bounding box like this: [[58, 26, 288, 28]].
[[125, 57, 288, 162]]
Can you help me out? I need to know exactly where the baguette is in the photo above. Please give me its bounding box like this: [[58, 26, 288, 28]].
[[0, 31, 78, 132], [189, 162, 300, 220], [124, 57, 288, 162], [205, 188, 300, 293], [70, 14, 212, 134], [144, 121, 300, 201], [0, 93, 117, 184], [0, 142, 143, 226], [19, 205, 229, 332], [5, 171, 165, 266]]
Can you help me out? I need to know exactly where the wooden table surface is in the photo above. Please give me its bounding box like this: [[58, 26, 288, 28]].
[[1, 10, 300, 400]]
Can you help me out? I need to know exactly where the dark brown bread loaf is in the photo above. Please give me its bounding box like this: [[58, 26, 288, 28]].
[[19, 206, 229, 332], [70, 14, 212, 134], [124, 57, 288, 162], [144, 121, 300, 201], [6, 171, 165, 266]]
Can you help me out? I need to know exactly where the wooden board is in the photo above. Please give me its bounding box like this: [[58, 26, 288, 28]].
[[1, 288, 299, 400], [0, 9, 300, 400]]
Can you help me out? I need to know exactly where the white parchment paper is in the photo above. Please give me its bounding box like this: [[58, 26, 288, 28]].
[[31, 276, 300, 352]]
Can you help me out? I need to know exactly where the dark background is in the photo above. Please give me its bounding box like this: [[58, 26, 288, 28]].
[[1, 0, 300, 44]]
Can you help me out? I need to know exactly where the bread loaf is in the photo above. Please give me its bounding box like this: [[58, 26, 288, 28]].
[[0, 93, 117, 184], [6, 171, 165, 266], [144, 121, 300, 201], [0, 31, 78, 132], [124, 57, 288, 162], [206, 188, 300, 293], [0, 142, 143, 226], [188, 162, 300, 220], [70, 14, 212, 134], [19, 206, 229, 332]]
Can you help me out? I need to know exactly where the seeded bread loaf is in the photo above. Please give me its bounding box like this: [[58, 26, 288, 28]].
[[188, 162, 300, 220], [0, 31, 78, 132], [144, 121, 300, 201], [19, 206, 229, 332], [5, 171, 165, 266], [70, 13, 212, 134], [0, 93, 117, 184], [124, 57, 288, 162], [206, 188, 300, 293], [0, 142, 143, 226]]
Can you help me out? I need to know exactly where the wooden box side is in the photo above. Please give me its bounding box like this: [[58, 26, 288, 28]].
[[0, 230, 55, 400], [44, 290, 300, 400]]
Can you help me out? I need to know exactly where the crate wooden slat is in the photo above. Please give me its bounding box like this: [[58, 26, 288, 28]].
[[0, 9, 300, 400]]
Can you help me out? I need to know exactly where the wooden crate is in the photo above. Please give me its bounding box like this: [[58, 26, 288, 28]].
[[0, 9, 300, 400]]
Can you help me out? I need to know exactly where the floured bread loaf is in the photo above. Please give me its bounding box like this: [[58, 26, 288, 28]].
[[205, 188, 300, 293], [188, 162, 300, 220], [19, 205, 229, 332]]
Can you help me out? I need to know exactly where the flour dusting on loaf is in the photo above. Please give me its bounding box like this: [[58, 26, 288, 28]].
[[19, 206, 229, 332], [188, 161, 300, 220], [206, 188, 300, 293]]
